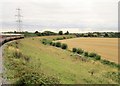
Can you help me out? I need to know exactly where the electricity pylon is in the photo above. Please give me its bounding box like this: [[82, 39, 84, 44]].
[[15, 8, 22, 32]]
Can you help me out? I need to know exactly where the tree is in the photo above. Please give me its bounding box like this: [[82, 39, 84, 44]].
[[65, 31, 69, 35], [58, 31, 63, 35], [35, 31, 39, 34], [61, 43, 68, 49], [72, 48, 77, 53], [77, 48, 84, 54], [55, 42, 61, 47]]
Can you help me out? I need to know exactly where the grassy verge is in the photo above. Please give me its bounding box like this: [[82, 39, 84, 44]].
[[3, 35, 119, 84]]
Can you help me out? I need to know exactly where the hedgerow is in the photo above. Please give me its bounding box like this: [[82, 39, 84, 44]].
[[41, 39, 119, 68], [61, 43, 68, 49]]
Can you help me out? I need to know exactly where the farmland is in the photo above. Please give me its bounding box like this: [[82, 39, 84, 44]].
[[56, 38, 119, 63], [3, 35, 119, 84]]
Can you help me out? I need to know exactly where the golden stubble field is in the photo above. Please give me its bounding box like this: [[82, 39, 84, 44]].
[[57, 38, 119, 63]]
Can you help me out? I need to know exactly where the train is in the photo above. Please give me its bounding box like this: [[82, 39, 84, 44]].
[[0, 34, 24, 46]]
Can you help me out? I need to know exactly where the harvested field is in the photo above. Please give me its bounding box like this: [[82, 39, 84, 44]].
[[57, 38, 119, 63]]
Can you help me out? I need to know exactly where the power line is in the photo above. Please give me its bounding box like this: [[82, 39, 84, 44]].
[[15, 8, 23, 32]]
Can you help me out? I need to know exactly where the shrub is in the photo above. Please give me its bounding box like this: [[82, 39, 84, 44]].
[[41, 39, 52, 45], [52, 42, 56, 46], [61, 43, 68, 49], [95, 54, 101, 60], [56, 37, 63, 40], [41, 39, 47, 45], [72, 48, 77, 53], [58, 31, 63, 35], [55, 42, 61, 47], [16, 72, 60, 85], [104, 72, 120, 84], [89, 52, 97, 57], [100, 59, 118, 67], [49, 41, 53, 45], [46, 40, 52, 45], [101, 59, 110, 65], [13, 51, 23, 59], [63, 37, 66, 39], [84, 51, 88, 57], [77, 48, 84, 54]]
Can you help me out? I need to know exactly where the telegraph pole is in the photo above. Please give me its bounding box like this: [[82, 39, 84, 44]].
[[15, 8, 22, 32]]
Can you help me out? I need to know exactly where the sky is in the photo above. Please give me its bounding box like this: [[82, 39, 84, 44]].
[[0, 0, 119, 33]]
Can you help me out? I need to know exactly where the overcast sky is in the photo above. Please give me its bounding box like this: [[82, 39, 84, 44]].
[[0, 0, 119, 33]]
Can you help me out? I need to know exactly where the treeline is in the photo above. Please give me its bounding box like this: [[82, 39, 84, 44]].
[[7, 31, 70, 37], [74, 32, 120, 38], [41, 39, 68, 50], [5, 31, 120, 38]]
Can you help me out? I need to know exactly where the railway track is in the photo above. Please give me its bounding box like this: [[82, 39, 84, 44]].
[[0, 34, 24, 85]]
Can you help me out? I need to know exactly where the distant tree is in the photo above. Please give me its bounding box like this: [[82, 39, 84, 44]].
[[14, 31, 17, 33], [104, 33, 109, 37], [58, 31, 63, 35], [35, 31, 42, 36], [35, 31, 39, 34], [65, 31, 69, 35]]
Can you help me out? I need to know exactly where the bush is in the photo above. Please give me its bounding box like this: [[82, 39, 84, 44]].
[[13, 51, 23, 59], [16, 72, 60, 85], [49, 41, 53, 45], [56, 37, 63, 40], [41, 39, 52, 45], [52, 42, 56, 46], [84, 51, 88, 57], [55, 42, 61, 47], [72, 48, 77, 53], [95, 55, 101, 60], [58, 31, 63, 35], [61, 43, 68, 49], [41, 39, 47, 45], [63, 37, 66, 39], [89, 52, 97, 57], [77, 48, 84, 54]]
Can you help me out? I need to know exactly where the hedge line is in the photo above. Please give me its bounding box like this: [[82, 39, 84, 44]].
[[72, 47, 119, 67], [41, 39, 68, 50], [72, 48, 101, 60], [53, 36, 75, 41], [41, 39, 119, 68]]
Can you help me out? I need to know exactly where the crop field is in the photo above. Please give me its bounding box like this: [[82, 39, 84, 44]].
[[56, 38, 119, 63]]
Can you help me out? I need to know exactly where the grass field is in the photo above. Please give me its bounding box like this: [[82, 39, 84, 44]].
[[56, 38, 119, 63], [3, 36, 119, 84]]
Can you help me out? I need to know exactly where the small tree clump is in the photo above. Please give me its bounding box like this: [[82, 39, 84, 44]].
[[49, 41, 53, 45], [52, 42, 56, 46], [84, 51, 89, 57], [55, 42, 61, 47], [72, 48, 77, 53], [41, 39, 47, 45], [16, 72, 60, 85], [58, 31, 63, 35], [61, 43, 68, 49], [89, 52, 97, 58], [77, 48, 84, 54], [95, 54, 101, 60]]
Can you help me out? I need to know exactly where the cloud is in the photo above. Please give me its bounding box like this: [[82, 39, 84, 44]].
[[0, 0, 119, 32]]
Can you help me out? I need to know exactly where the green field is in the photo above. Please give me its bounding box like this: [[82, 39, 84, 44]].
[[3, 35, 119, 84]]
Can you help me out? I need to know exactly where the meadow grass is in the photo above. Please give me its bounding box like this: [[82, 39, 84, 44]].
[[3, 35, 119, 84]]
